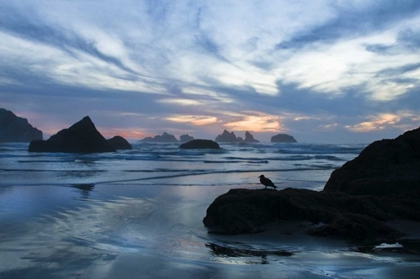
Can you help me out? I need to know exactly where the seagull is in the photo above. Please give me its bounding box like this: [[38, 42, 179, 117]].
[[258, 175, 277, 189]]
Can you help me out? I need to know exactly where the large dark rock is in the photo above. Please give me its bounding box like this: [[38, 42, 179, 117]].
[[203, 188, 420, 240], [204, 127, 420, 241], [324, 126, 420, 195], [179, 139, 221, 149], [271, 134, 297, 143], [141, 132, 178, 142], [244, 131, 259, 143], [0, 108, 42, 142], [215, 130, 241, 143], [180, 134, 194, 142], [28, 116, 115, 153], [107, 136, 132, 150]]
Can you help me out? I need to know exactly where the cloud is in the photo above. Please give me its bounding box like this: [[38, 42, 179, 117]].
[[1, 0, 420, 142], [157, 98, 200, 106], [345, 111, 419, 132], [223, 111, 283, 132], [275, 0, 420, 50], [165, 115, 218, 126]]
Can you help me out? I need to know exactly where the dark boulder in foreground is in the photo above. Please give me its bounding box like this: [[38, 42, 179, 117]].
[[29, 116, 115, 153], [107, 136, 132, 150], [244, 131, 259, 143], [0, 108, 43, 142], [203, 188, 420, 240], [271, 134, 297, 143], [324, 126, 420, 195], [141, 132, 178, 142], [179, 139, 221, 149], [180, 134, 195, 142], [204, 126, 420, 241]]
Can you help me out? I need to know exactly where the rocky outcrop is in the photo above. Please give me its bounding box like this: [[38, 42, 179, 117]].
[[180, 134, 194, 142], [107, 136, 132, 150], [179, 139, 221, 149], [141, 132, 178, 142], [215, 130, 241, 143], [244, 131, 259, 143], [271, 134, 297, 143], [0, 108, 42, 142], [203, 127, 420, 241], [324, 126, 420, 195], [203, 188, 420, 240], [28, 116, 115, 153]]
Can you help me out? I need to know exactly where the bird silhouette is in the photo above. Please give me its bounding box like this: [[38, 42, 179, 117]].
[[258, 175, 277, 189]]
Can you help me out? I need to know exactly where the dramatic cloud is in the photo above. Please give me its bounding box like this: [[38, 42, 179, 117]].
[[1, 0, 419, 142], [223, 112, 283, 133], [346, 111, 419, 132]]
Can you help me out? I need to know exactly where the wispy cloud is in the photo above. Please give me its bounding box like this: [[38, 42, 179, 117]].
[[345, 111, 419, 132], [1, 0, 420, 142], [223, 111, 283, 133], [165, 115, 218, 126]]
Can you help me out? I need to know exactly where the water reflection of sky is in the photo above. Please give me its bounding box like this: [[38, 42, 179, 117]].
[[1, 184, 420, 278]]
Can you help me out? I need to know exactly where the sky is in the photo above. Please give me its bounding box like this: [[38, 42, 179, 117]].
[[1, 0, 420, 143]]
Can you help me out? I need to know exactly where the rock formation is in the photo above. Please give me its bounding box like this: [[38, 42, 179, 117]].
[[203, 126, 420, 241], [141, 132, 178, 142], [28, 116, 115, 153], [179, 134, 195, 142], [215, 130, 241, 143], [203, 188, 412, 240], [244, 131, 259, 143], [0, 108, 42, 142], [107, 136, 132, 150], [271, 134, 297, 143], [324, 127, 420, 195], [179, 139, 221, 149]]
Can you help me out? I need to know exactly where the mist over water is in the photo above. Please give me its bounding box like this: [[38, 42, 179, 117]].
[[1, 142, 420, 278]]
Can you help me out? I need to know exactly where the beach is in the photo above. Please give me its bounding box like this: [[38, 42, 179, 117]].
[[1, 142, 420, 278]]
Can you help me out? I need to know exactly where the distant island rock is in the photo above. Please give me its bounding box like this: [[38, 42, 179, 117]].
[[203, 126, 420, 241], [179, 139, 221, 149], [0, 108, 43, 142], [107, 136, 132, 150], [179, 134, 195, 142], [28, 116, 115, 153], [271, 133, 297, 143], [244, 131, 259, 143], [215, 130, 242, 143], [141, 132, 178, 142]]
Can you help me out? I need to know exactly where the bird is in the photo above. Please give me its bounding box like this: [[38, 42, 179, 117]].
[[258, 175, 277, 189]]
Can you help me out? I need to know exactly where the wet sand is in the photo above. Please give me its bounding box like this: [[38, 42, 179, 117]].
[[1, 183, 420, 278]]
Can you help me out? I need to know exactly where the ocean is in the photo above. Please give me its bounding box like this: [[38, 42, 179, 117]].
[[1, 142, 419, 278]]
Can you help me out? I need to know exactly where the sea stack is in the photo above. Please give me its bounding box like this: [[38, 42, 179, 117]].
[[271, 134, 297, 143], [29, 116, 115, 153], [179, 139, 221, 149], [180, 134, 195, 142], [244, 131, 259, 143], [215, 130, 241, 143], [0, 108, 43, 142], [107, 136, 132, 150], [141, 132, 178, 142]]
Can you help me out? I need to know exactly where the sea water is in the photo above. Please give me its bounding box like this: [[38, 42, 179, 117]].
[[1, 142, 419, 278]]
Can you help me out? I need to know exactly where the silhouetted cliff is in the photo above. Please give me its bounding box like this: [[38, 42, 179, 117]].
[[0, 108, 42, 142]]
